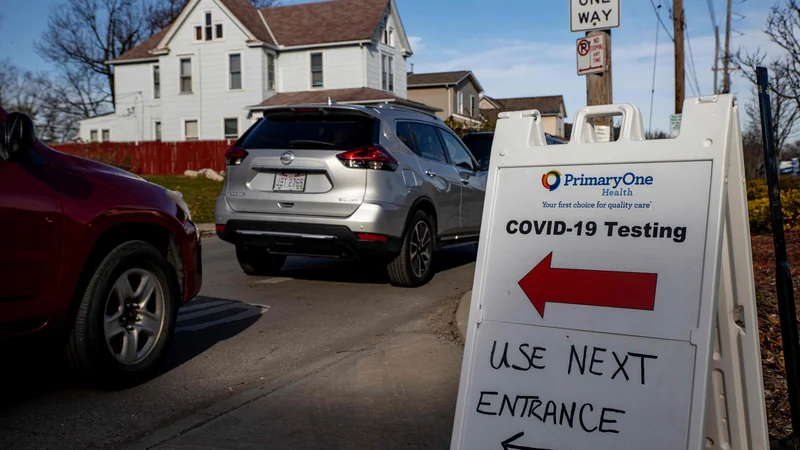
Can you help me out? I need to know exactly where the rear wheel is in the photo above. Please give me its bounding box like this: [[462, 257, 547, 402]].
[[236, 245, 286, 276], [65, 240, 178, 385], [387, 210, 435, 287]]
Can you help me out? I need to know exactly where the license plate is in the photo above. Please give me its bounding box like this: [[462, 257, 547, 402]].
[[273, 173, 307, 192]]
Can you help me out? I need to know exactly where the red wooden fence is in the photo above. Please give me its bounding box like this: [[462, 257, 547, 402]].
[[50, 140, 232, 175]]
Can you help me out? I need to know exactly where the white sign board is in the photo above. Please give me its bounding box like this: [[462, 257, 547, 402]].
[[670, 113, 682, 137], [570, 0, 620, 32], [576, 35, 605, 75], [450, 97, 769, 450]]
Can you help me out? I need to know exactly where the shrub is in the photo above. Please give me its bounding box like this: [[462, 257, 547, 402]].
[[748, 178, 800, 232]]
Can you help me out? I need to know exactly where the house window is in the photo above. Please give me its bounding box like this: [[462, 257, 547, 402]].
[[154, 121, 162, 141], [205, 12, 212, 41], [382, 27, 393, 47], [224, 118, 239, 139], [90, 130, 98, 142], [215, 23, 223, 39], [470, 95, 475, 117], [381, 54, 393, 91], [310, 52, 323, 87], [101, 129, 110, 142], [153, 65, 160, 99], [184, 120, 199, 141], [195, 26, 202, 41], [180, 57, 192, 93], [229, 53, 242, 90], [457, 92, 464, 115], [267, 53, 275, 90]]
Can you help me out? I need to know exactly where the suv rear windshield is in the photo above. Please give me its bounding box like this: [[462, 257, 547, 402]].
[[239, 110, 377, 150], [461, 133, 494, 160]]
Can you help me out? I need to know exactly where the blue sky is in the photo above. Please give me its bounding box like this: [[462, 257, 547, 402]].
[[0, 0, 782, 133]]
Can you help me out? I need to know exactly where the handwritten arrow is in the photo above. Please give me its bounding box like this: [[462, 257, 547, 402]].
[[501, 432, 551, 450], [518, 252, 658, 318]]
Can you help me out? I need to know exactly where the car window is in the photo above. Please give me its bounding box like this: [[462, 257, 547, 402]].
[[438, 129, 475, 171], [239, 111, 377, 150], [408, 122, 447, 163], [395, 121, 417, 154], [461, 134, 493, 161]]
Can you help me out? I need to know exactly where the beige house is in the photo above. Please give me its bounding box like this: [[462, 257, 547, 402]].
[[406, 70, 484, 125], [480, 95, 567, 138]]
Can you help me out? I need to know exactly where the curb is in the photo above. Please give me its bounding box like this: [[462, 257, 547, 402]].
[[455, 290, 471, 343], [196, 223, 217, 238]]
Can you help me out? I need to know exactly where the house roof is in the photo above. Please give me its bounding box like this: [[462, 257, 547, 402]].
[[484, 95, 565, 116], [109, 0, 391, 63], [223, 0, 277, 45], [407, 71, 470, 86], [406, 70, 485, 93], [112, 27, 170, 63], [262, 0, 387, 47], [248, 87, 441, 113]]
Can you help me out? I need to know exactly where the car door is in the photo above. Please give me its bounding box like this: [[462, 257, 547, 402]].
[[437, 128, 486, 234], [0, 151, 64, 324], [404, 121, 462, 236]]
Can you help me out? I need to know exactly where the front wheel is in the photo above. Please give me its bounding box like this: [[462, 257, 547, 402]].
[[65, 240, 179, 385], [236, 245, 286, 276], [387, 211, 435, 287]]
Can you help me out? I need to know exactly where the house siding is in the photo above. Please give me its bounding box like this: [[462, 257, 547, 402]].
[[159, 0, 263, 141], [407, 87, 450, 120], [279, 46, 365, 93], [453, 79, 481, 119]]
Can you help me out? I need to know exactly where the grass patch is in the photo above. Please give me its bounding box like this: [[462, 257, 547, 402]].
[[144, 175, 222, 224]]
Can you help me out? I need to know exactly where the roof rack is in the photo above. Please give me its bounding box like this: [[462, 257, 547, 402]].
[[372, 102, 443, 122]]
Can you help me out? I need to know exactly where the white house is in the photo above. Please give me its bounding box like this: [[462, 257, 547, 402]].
[[78, 0, 433, 143]]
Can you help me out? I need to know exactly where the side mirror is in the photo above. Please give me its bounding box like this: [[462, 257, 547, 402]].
[[478, 157, 490, 171], [5, 112, 37, 159]]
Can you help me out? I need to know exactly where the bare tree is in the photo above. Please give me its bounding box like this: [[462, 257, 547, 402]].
[[733, 0, 800, 156], [35, 0, 149, 111]]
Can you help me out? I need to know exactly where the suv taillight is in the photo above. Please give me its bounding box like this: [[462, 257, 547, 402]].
[[336, 146, 398, 171], [225, 145, 248, 165]]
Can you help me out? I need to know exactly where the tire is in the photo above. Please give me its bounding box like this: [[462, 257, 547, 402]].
[[65, 240, 179, 386], [236, 245, 286, 276], [387, 210, 435, 287]]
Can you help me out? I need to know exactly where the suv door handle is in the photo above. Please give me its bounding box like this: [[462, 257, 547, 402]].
[[460, 178, 470, 185], [425, 170, 436, 178]]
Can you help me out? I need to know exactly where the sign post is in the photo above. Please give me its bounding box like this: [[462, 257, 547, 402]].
[[571, 0, 618, 140], [449, 96, 769, 449]]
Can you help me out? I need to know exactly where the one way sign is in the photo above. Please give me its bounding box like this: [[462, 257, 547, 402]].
[[570, 0, 620, 33]]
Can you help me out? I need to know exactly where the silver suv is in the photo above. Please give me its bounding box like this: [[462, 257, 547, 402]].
[[214, 102, 487, 287]]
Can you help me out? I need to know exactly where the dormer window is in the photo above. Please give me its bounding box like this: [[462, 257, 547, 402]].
[[194, 11, 223, 42], [381, 16, 393, 47], [205, 12, 212, 41]]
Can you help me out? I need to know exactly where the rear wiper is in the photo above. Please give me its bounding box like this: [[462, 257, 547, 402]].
[[288, 140, 336, 149]]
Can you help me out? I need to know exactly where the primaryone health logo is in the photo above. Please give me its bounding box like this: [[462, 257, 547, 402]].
[[542, 170, 562, 191]]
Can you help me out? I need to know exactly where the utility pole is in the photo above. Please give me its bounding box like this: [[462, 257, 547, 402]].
[[673, 0, 685, 114], [722, 0, 733, 93], [585, 29, 613, 130], [714, 26, 720, 95]]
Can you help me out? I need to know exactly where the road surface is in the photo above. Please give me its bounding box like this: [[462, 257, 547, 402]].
[[0, 236, 476, 449]]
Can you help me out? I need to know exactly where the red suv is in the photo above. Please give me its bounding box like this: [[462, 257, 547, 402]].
[[0, 109, 202, 383]]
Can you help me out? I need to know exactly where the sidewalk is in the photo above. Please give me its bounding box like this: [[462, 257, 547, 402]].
[[124, 318, 465, 450]]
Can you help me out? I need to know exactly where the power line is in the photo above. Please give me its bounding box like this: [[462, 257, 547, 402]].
[[685, 25, 703, 96], [650, 0, 674, 42], [707, 0, 718, 30], [649, 4, 662, 134]]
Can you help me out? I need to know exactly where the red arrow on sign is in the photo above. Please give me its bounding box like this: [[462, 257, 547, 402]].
[[518, 252, 658, 318]]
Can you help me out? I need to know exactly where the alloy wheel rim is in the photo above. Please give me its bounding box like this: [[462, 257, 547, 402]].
[[409, 221, 432, 278], [103, 268, 166, 366]]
